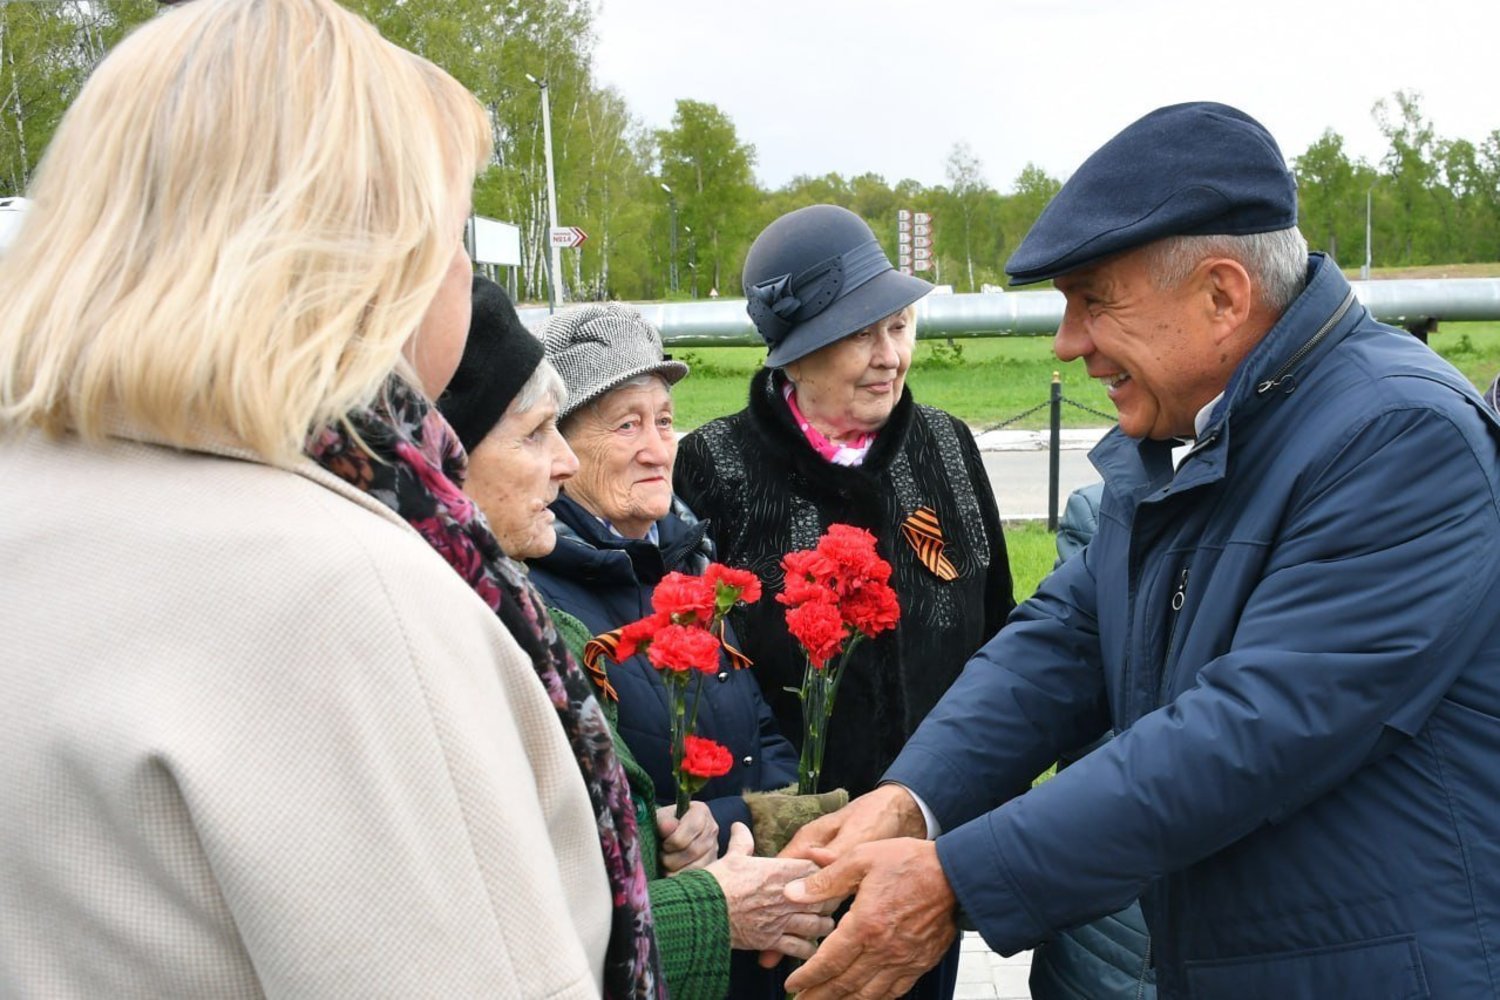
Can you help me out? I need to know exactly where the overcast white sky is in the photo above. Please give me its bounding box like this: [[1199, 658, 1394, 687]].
[[592, 0, 1500, 192]]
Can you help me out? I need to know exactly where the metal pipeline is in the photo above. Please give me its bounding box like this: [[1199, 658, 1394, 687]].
[[517, 278, 1500, 345]]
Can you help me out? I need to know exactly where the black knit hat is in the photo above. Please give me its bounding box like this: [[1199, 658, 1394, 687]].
[[1006, 102, 1298, 285], [438, 275, 545, 452]]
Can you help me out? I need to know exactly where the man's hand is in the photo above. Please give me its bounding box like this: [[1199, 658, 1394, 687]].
[[779, 783, 926, 868], [657, 801, 718, 873], [781, 838, 958, 998]]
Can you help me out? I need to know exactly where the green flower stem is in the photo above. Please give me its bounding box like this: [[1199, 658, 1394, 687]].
[[670, 672, 690, 818], [797, 632, 865, 794]]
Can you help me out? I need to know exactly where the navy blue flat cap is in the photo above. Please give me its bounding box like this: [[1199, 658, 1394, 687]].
[[1006, 102, 1297, 285]]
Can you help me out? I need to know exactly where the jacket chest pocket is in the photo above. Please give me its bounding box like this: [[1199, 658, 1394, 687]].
[[1184, 934, 1428, 1000]]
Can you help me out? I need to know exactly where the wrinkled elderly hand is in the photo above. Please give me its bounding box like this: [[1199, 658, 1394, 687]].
[[782, 837, 958, 998], [707, 823, 837, 959], [657, 801, 718, 873], [780, 783, 926, 868]]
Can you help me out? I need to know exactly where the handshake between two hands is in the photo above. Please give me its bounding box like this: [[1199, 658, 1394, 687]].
[[659, 784, 961, 998]]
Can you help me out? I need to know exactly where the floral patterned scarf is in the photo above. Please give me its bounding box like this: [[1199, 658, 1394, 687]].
[[307, 375, 663, 1000]]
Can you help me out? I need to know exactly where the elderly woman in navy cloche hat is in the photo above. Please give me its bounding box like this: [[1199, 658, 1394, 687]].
[[674, 205, 1017, 996]]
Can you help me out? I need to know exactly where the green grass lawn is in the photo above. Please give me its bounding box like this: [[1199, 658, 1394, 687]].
[[1001, 519, 1063, 786], [672, 321, 1500, 431], [1003, 520, 1058, 604]]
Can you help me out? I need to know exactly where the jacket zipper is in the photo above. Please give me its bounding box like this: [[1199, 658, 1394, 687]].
[[1135, 936, 1153, 1000], [1159, 567, 1189, 703], [1256, 289, 1356, 396]]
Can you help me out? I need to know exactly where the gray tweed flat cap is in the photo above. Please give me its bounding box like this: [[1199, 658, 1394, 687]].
[[539, 303, 689, 419]]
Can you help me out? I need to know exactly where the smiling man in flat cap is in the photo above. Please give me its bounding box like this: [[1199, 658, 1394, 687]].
[[778, 102, 1500, 999]]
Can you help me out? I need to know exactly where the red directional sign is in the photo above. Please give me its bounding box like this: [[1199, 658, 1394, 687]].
[[550, 226, 588, 249]]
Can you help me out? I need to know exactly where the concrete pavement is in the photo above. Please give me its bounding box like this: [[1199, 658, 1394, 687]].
[[958, 933, 1034, 999], [974, 427, 1111, 523]]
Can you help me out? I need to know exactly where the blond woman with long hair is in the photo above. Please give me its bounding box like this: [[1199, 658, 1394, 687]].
[[0, 1, 661, 996]]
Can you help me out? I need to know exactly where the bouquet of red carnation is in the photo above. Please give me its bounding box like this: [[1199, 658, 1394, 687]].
[[609, 563, 762, 816], [778, 524, 900, 794]]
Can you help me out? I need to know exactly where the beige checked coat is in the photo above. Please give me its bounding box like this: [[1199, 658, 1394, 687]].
[[0, 428, 612, 998]]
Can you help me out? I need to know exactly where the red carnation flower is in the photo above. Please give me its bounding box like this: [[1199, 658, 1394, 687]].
[[647, 623, 722, 675], [785, 597, 847, 669], [778, 550, 837, 606], [841, 580, 900, 638], [704, 562, 762, 607], [613, 611, 671, 661], [681, 735, 734, 779], [817, 524, 882, 572], [652, 572, 716, 625], [781, 522, 901, 795]]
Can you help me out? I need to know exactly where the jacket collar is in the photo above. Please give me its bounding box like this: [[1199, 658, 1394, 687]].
[[746, 367, 916, 481], [1091, 253, 1365, 504], [535, 491, 711, 586]]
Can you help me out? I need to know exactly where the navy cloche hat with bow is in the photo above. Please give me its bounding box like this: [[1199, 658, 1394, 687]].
[[743, 204, 933, 367], [1005, 102, 1299, 286]]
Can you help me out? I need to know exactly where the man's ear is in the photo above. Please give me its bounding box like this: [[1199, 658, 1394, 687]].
[[1200, 258, 1255, 344]]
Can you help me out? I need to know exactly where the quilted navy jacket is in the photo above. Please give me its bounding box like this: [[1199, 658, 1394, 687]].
[[528, 492, 797, 846], [888, 256, 1500, 999]]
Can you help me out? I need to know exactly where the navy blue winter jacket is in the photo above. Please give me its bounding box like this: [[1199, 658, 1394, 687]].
[[888, 256, 1500, 998], [529, 492, 797, 847]]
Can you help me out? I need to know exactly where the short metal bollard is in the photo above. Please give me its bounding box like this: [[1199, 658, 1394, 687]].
[[1048, 372, 1062, 531]]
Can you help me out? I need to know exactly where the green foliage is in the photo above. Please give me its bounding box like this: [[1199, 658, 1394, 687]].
[[917, 339, 966, 369], [6, 6, 1499, 305], [0, 0, 157, 196], [1428, 322, 1500, 389], [657, 99, 759, 298], [1294, 92, 1500, 270]]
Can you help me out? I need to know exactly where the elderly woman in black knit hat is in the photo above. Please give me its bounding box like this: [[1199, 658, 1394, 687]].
[[674, 204, 1017, 998], [440, 279, 840, 999]]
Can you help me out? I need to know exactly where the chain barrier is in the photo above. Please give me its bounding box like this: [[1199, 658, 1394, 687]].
[[979, 394, 1116, 433], [979, 401, 1051, 433], [1059, 396, 1118, 422], [976, 379, 1118, 530]]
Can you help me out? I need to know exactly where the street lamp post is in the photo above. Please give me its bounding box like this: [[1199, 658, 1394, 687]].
[[1362, 185, 1373, 280], [684, 225, 698, 298], [526, 73, 563, 311], [661, 182, 678, 295]]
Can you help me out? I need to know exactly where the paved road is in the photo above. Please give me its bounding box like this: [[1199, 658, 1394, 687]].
[[973, 427, 1110, 523], [983, 448, 1101, 523], [958, 933, 1033, 999]]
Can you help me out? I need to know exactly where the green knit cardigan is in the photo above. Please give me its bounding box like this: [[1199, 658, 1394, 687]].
[[552, 608, 731, 999]]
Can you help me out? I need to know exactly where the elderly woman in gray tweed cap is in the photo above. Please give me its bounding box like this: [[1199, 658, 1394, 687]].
[[519, 302, 847, 997]]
